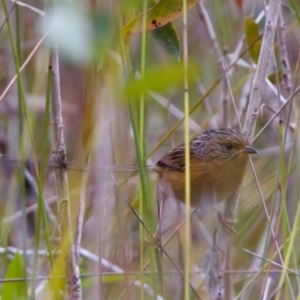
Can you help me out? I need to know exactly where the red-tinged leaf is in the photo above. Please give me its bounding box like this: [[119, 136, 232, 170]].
[[233, 0, 243, 9], [122, 0, 198, 39]]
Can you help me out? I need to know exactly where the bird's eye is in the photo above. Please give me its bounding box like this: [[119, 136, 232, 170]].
[[225, 143, 233, 150]]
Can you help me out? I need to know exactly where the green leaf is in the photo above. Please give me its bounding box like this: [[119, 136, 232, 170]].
[[93, 12, 113, 55], [124, 61, 198, 99], [122, 0, 198, 38], [268, 70, 282, 84], [2, 253, 27, 300], [151, 23, 180, 60], [244, 17, 262, 63], [102, 274, 127, 283]]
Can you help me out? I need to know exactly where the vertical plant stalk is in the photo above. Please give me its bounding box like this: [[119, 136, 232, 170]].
[[277, 8, 295, 146], [244, 0, 281, 140], [139, 1, 147, 299], [49, 48, 81, 300], [277, 9, 292, 96], [182, 0, 191, 299], [74, 156, 90, 265]]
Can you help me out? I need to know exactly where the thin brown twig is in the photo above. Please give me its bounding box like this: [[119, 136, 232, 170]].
[[74, 156, 90, 264], [50, 47, 82, 300], [197, 2, 231, 128], [0, 31, 48, 103], [125, 199, 201, 300], [249, 157, 295, 299], [253, 85, 300, 142], [0, 1, 16, 32]]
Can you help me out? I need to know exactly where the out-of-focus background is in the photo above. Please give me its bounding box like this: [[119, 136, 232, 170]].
[[0, 0, 300, 299]]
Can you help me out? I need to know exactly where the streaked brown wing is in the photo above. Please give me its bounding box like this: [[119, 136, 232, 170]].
[[156, 142, 209, 179], [156, 143, 185, 171]]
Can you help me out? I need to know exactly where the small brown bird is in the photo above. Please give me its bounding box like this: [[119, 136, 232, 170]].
[[155, 128, 258, 208]]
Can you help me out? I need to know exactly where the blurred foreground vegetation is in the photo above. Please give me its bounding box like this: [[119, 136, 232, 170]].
[[0, 0, 300, 299]]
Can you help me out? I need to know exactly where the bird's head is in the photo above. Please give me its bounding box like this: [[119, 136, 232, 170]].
[[192, 128, 258, 161]]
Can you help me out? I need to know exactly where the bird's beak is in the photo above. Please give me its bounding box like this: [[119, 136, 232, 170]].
[[243, 145, 259, 154]]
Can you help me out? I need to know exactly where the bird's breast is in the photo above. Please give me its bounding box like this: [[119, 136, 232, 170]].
[[158, 155, 249, 206], [207, 156, 249, 199]]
